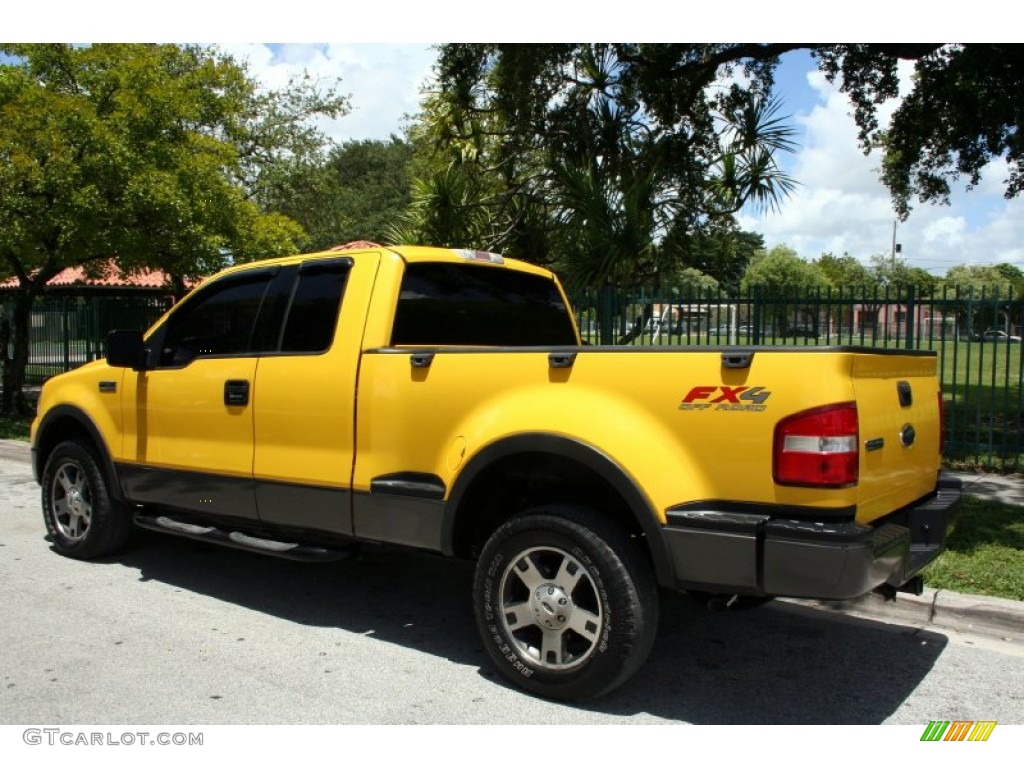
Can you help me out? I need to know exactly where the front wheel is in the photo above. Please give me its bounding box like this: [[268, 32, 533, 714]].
[[473, 505, 658, 701], [42, 441, 132, 559]]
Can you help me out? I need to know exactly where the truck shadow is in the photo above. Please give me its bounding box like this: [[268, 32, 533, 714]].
[[597, 591, 947, 723], [116, 532, 946, 724]]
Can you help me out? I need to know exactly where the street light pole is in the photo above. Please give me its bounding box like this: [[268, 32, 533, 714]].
[[891, 220, 902, 264]]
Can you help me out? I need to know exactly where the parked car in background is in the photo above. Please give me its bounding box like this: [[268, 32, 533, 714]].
[[980, 329, 1022, 343]]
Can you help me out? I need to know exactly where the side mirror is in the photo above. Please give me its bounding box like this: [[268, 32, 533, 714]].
[[106, 330, 149, 371]]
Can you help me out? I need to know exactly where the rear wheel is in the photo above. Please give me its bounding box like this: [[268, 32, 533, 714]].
[[42, 441, 132, 559], [473, 505, 658, 701]]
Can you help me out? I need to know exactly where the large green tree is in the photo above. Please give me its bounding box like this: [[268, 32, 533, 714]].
[[406, 44, 1024, 255], [814, 252, 876, 291], [262, 137, 414, 251], [741, 245, 830, 336], [742, 245, 830, 294], [663, 227, 764, 294], [943, 263, 1024, 297], [0, 43, 347, 414], [399, 44, 798, 295], [869, 254, 939, 294]]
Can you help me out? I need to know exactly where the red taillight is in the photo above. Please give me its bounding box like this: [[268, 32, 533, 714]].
[[773, 402, 859, 487]]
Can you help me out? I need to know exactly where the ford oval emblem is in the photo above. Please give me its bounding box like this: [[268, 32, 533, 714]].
[[900, 424, 916, 448]]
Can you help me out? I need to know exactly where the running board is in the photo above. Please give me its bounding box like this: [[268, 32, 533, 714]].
[[134, 514, 357, 562]]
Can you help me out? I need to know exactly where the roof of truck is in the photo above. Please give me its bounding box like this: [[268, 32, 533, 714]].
[[209, 243, 555, 281]]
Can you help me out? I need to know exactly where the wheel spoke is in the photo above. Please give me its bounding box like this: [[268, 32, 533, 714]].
[[567, 606, 601, 641], [481, 513, 657, 693], [56, 467, 74, 494], [540, 630, 565, 665], [511, 553, 545, 591], [554, 556, 584, 594], [51, 460, 92, 540], [503, 601, 535, 632]]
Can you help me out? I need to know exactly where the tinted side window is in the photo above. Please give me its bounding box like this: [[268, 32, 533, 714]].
[[279, 260, 351, 353], [391, 263, 577, 346], [158, 273, 272, 367]]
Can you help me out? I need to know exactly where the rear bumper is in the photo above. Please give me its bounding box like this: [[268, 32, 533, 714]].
[[661, 473, 962, 600]]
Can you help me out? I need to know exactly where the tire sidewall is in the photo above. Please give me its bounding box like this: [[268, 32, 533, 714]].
[[41, 441, 125, 559], [474, 510, 654, 700]]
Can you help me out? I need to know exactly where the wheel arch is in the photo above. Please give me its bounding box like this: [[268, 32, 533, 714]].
[[33, 405, 125, 501], [442, 434, 675, 588]]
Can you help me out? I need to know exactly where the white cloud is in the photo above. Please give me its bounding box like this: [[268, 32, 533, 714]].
[[742, 60, 1024, 275], [217, 43, 437, 144], [922, 216, 967, 247]]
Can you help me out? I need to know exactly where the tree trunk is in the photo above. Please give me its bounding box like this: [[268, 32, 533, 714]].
[[1, 291, 36, 416]]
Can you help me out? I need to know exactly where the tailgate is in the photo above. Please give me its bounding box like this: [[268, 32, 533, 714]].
[[851, 352, 942, 524]]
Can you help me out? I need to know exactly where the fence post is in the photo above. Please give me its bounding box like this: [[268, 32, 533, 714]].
[[61, 297, 71, 373], [751, 286, 762, 345], [905, 284, 916, 350], [598, 284, 616, 345]]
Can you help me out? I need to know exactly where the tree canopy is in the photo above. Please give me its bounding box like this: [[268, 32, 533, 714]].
[[400, 43, 1024, 291], [813, 252, 876, 291], [0, 43, 347, 413], [943, 263, 1024, 297], [398, 44, 798, 292], [741, 245, 829, 295], [261, 137, 414, 252]]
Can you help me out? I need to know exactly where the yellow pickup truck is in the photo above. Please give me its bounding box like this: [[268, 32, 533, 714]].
[[31, 244, 960, 700]]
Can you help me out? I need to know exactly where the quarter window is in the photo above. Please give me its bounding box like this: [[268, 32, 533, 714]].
[[279, 260, 351, 353]]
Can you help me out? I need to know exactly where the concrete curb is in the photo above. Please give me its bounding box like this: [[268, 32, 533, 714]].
[[955, 471, 1024, 506], [786, 588, 1024, 642]]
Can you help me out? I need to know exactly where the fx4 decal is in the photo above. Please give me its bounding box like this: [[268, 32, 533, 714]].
[[678, 385, 772, 412]]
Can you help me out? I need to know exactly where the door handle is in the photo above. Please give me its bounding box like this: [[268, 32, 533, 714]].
[[410, 352, 435, 369], [224, 379, 250, 406]]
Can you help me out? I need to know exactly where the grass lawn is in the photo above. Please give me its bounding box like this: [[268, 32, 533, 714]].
[[0, 414, 32, 441], [922, 496, 1024, 601]]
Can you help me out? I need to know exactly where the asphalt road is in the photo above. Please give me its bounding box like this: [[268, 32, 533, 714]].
[[2, 443, 1022, 725]]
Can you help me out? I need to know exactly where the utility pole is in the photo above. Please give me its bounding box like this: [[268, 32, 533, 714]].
[[891, 220, 902, 264]]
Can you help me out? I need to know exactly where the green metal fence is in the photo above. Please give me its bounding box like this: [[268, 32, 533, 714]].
[[574, 284, 1023, 472], [4, 286, 1021, 471], [2, 294, 172, 386]]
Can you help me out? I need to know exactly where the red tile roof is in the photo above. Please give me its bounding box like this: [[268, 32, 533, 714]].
[[328, 241, 383, 251], [0, 261, 178, 291]]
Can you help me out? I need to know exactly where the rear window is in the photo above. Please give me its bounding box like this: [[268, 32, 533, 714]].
[[391, 263, 577, 346]]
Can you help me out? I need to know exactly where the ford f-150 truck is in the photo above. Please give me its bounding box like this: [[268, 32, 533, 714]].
[[31, 244, 961, 700]]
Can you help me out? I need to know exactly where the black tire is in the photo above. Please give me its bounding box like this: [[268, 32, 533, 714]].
[[473, 505, 658, 701], [41, 440, 132, 559]]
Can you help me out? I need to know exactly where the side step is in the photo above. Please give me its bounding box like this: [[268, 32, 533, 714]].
[[134, 514, 357, 563]]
